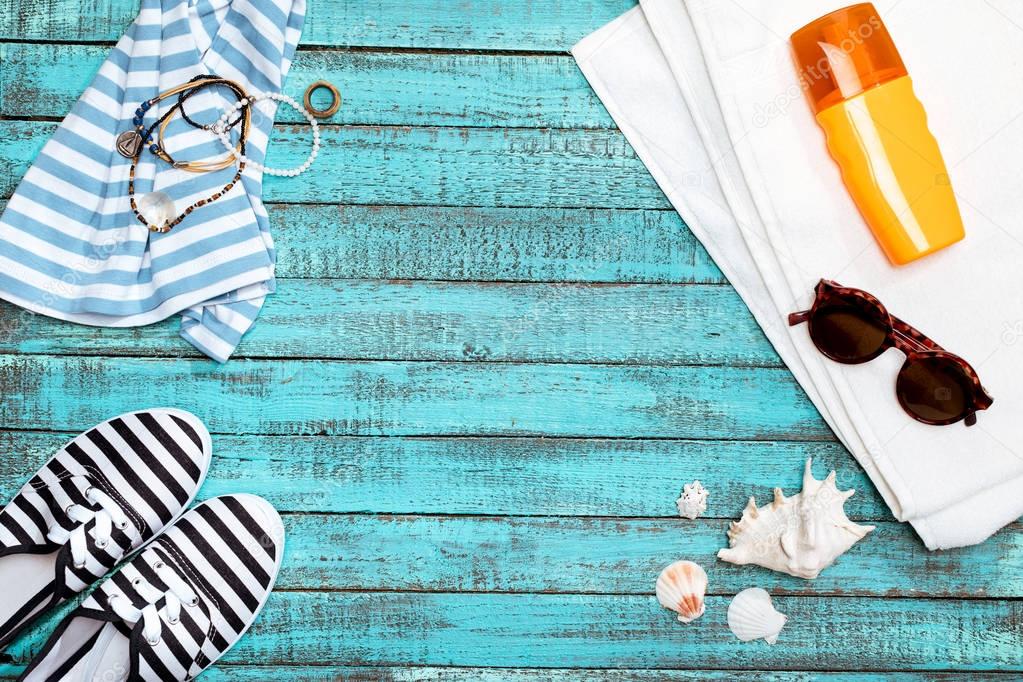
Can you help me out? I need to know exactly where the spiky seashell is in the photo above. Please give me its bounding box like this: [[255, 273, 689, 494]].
[[655, 560, 707, 623], [676, 480, 709, 520], [727, 588, 786, 644], [717, 459, 874, 579]]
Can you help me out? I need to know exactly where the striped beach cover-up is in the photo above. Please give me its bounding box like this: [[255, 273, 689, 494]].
[[0, 0, 306, 362]]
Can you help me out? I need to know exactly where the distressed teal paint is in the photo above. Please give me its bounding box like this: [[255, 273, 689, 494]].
[[274, 515, 1019, 597], [0, 122, 668, 208], [0, 282, 778, 365], [5, 594, 1022, 670], [0, 202, 723, 284], [0, 44, 613, 129], [0, 355, 827, 439], [0, 0, 1016, 676], [266, 204, 722, 283], [0, 434, 884, 519], [0, 0, 635, 50], [2, 670, 1018, 682]]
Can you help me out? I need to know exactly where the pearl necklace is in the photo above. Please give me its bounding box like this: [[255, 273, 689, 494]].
[[214, 92, 321, 177]]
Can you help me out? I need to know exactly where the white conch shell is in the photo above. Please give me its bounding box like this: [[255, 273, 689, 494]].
[[655, 560, 707, 623], [727, 588, 786, 644], [717, 459, 874, 579], [676, 480, 709, 520]]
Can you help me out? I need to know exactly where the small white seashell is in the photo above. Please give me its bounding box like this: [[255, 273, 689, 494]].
[[655, 560, 707, 623], [676, 480, 709, 520], [717, 458, 874, 579], [727, 588, 786, 644]]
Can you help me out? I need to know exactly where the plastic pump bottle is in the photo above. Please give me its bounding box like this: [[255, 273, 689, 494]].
[[791, 3, 964, 265]]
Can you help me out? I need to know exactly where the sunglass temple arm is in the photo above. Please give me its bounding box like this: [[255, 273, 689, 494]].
[[788, 311, 811, 326]]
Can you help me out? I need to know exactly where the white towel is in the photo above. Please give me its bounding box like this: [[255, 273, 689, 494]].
[[574, 0, 1023, 548]]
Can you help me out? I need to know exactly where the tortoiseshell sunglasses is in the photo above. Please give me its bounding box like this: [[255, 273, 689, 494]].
[[789, 279, 993, 426]]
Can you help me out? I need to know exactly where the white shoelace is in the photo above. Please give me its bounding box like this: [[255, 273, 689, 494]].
[[109, 561, 199, 646], [45, 484, 131, 569]]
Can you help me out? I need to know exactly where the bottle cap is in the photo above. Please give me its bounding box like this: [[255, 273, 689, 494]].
[[791, 3, 907, 114]]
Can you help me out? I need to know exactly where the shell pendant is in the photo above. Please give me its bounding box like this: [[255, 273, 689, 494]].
[[137, 191, 176, 232]]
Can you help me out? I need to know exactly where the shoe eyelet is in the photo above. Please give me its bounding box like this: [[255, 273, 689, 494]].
[[168, 615, 180, 625], [84, 486, 96, 501], [95, 538, 109, 549], [146, 634, 161, 646], [132, 577, 144, 589], [153, 560, 165, 570], [187, 596, 199, 607], [73, 560, 86, 569], [115, 519, 130, 531]]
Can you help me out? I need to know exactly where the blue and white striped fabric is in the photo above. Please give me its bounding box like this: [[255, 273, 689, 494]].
[[0, 0, 306, 362]]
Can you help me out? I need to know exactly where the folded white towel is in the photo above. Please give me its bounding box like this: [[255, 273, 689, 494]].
[[574, 0, 1023, 548]]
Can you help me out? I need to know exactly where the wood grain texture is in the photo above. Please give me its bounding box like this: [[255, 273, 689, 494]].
[[4, 667, 1022, 681], [5, 594, 1021, 670], [0, 202, 722, 284], [0, 43, 613, 128], [0, 0, 633, 50], [0, 433, 882, 518], [0, 122, 667, 208], [0, 355, 828, 439], [1, 0, 1016, 677], [276, 515, 1021, 597], [0, 281, 777, 364]]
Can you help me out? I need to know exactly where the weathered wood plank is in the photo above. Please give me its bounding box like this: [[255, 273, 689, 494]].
[[0, 433, 877, 518], [276, 515, 1021, 597], [0, 202, 720, 284], [0, 0, 632, 51], [0, 281, 777, 365], [4, 666, 1020, 681], [6, 594, 1020, 670], [0, 355, 827, 439], [0, 43, 612, 128], [0, 122, 667, 208]]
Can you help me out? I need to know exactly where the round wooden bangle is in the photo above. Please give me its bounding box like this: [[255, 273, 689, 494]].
[[303, 80, 341, 118]]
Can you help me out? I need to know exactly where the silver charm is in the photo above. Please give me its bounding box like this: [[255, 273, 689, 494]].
[[116, 130, 143, 158]]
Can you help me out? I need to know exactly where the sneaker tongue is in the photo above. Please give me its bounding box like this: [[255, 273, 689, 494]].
[[77, 586, 151, 681], [80, 621, 132, 682]]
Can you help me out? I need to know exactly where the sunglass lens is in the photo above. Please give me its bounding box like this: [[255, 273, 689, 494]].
[[809, 303, 888, 362], [896, 356, 970, 424]]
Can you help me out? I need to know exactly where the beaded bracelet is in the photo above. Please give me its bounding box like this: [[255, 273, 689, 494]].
[[123, 76, 253, 232], [127, 92, 252, 233], [119, 76, 249, 173], [156, 78, 248, 173], [213, 92, 321, 177]]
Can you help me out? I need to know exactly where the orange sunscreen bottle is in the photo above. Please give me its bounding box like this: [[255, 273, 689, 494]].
[[791, 3, 964, 265]]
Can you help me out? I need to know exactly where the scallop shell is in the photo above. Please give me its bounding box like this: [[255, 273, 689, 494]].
[[717, 458, 874, 579], [676, 480, 708, 520], [655, 560, 707, 623], [727, 588, 786, 644]]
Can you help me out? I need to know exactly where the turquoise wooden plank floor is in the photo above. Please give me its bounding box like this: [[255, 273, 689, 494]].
[[0, 1, 1021, 679]]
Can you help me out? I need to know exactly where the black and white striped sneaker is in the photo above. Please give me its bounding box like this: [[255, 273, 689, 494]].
[[18, 495, 284, 682], [0, 409, 212, 650]]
